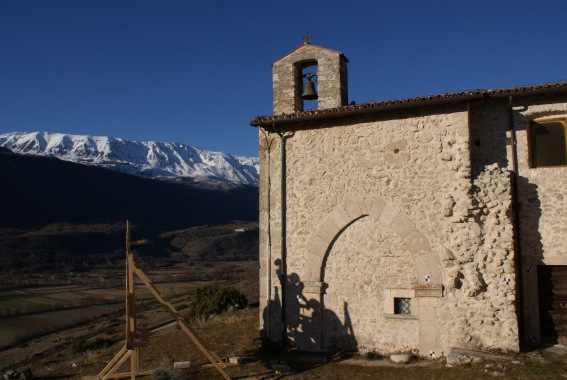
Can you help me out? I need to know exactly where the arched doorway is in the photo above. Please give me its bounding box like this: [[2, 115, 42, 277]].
[[322, 216, 419, 352], [301, 196, 442, 355]]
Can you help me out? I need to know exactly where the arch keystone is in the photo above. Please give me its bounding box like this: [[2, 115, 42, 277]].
[[358, 197, 374, 214], [340, 194, 363, 219]]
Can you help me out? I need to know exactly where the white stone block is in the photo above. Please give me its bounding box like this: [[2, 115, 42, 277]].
[[173, 361, 191, 369], [390, 354, 413, 364], [228, 356, 242, 364]]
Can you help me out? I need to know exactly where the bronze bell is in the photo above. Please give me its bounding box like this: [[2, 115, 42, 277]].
[[301, 76, 318, 100]]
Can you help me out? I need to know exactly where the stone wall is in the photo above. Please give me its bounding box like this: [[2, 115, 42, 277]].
[[259, 101, 521, 356], [440, 163, 517, 351], [438, 99, 518, 351], [510, 96, 567, 344]]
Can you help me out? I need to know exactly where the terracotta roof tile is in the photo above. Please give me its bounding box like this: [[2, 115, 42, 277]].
[[251, 80, 567, 126]]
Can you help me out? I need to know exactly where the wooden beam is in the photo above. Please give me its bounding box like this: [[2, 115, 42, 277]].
[[101, 350, 131, 380], [133, 266, 231, 380], [87, 221, 232, 380]]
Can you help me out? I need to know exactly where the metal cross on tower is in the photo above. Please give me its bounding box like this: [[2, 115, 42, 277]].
[[302, 32, 312, 44]]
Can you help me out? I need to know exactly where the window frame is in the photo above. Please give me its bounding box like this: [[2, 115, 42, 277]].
[[528, 118, 567, 168], [394, 297, 412, 315]]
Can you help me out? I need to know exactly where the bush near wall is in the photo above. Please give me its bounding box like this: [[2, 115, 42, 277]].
[[185, 283, 248, 324]]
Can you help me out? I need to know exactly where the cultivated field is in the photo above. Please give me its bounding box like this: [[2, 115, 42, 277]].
[[0, 261, 257, 360]]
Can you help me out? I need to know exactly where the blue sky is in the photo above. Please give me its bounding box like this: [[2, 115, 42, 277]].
[[1, 0, 566, 157]]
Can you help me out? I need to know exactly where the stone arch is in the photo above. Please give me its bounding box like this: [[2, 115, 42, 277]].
[[304, 195, 440, 286], [302, 194, 443, 356]]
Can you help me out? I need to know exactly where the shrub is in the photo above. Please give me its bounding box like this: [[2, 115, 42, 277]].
[[72, 337, 115, 353], [185, 282, 248, 325]]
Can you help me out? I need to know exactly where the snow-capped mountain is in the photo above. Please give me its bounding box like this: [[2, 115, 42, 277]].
[[0, 132, 259, 185]]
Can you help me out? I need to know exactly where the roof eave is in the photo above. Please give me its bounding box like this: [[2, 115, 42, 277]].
[[250, 93, 484, 127], [250, 81, 567, 128]]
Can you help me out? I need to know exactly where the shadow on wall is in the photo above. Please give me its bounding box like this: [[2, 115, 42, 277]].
[[517, 176, 548, 345], [512, 111, 544, 272], [261, 259, 358, 352], [516, 178, 543, 267], [512, 110, 547, 346], [470, 105, 545, 347]]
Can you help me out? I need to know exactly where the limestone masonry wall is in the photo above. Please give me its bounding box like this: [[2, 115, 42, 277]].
[[259, 100, 521, 356], [260, 42, 567, 354], [511, 97, 567, 344]]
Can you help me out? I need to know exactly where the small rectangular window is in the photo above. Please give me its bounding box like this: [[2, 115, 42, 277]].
[[530, 119, 567, 167], [394, 297, 411, 315]]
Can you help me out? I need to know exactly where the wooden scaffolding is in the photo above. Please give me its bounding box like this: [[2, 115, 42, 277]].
[[85, 221, 231, 380]]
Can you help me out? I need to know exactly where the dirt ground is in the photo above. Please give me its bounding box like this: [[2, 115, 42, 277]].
[[12, 306, 567, 380]]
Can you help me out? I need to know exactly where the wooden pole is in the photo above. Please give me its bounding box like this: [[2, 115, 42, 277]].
[[85, 221, 231, 380], [133, 267, 231, 380]]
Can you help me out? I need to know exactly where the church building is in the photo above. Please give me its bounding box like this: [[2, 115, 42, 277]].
[[250, 41, 567, 357]]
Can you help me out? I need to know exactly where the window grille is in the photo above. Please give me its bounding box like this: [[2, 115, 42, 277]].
[[394, 297, 411, 315]]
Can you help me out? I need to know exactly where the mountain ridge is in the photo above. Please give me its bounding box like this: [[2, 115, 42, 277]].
[[0, 131, 259, 185]]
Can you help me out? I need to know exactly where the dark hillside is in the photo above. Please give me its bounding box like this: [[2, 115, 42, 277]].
[[0, 150, 258, 231], [162, 224, 259, 261], [0, 150, 258, 274]]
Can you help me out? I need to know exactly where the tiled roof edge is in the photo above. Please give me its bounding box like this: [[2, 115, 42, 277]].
[[251, 80, 567, 126]]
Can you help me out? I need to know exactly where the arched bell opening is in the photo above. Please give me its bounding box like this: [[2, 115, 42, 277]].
[[294, 59, 318, 112]]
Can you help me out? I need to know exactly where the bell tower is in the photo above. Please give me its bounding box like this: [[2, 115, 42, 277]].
[[272, 40, 349, 114]]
